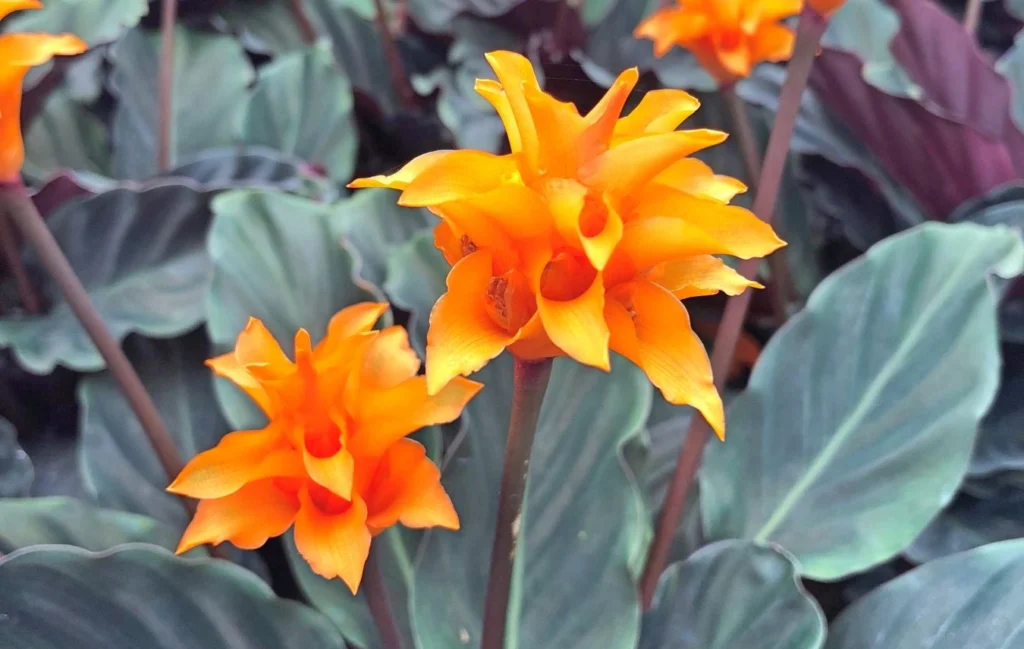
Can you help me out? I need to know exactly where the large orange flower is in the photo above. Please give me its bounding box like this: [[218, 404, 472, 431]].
[[167, 303, 481, 593], [0, 0, 86, 182], [635, 0, 800, 84], [350, 52, 784, 439]]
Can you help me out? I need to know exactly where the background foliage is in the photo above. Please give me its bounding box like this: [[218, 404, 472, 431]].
[[3, 0, 1024, 647]]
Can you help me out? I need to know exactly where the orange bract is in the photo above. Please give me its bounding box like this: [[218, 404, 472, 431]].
[[634, 0, 800, 85], [350, 51, 785, 440], [167, 303, 481, 593], [0, 1, 86, 182]]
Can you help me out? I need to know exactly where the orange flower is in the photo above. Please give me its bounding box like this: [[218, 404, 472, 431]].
[[350, 52, 784, 439], [807, 0, 845, 16], [635, 0, 800, 84], [0, 0, 86, 182], [167, 303, 481, 593]]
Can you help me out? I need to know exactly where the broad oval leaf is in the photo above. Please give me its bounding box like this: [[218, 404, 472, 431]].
[[0, 497, 182, 554], [701, 223, 1024, 580], [4, 0, 148, 46], [0, 545, 346, 649], [970, 345, 1024, 478], [110, 26, 254, 179], [382, 231, 448, 356], [0, 183, 213, 374], [640, 540, 825, 649], [332, 188, 436, 291], [827, 539, 1024, 648], [78, 332, 228, 529], [242, 43, 357, 182], [205, 188, 378, 430], [22, 88, 110, 182], [0, 417, 32, 497]]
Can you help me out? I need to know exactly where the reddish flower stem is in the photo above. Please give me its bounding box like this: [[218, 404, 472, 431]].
[[364, 547, 405, 649], [480, 357, 553, 649], [0, 182, 203, 510], [963, 0, 983, 33], [722, 85, 793, 325], [372, 0, 417, 110], [157, 0, 178, 172], [287, 0, 318, 44], [638, 8, 829, 610], [0, 211, 39, 314]]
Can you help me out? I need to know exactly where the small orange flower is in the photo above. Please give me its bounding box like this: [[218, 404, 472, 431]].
[[167, 303, 481, 593], [635, 0, 800, 84], [350, 52, 785, 439], [0, 0, 86, 182], [807, 0, 845, 16]]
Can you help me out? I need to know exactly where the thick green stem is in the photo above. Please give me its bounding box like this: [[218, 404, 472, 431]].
[[480, 357, 553, 649], [638, 8, 829, 610], [157, 0, 178, 172], [364, 547, 405, 649]]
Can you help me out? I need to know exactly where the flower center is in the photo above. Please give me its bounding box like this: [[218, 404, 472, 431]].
[[304, 420, 343, 458], [579, 192, 608, 238], [540, 250, 597, 302], [485, 269, 536, 333], [718, 29, 742, 50], [308, 482, 353, 515]]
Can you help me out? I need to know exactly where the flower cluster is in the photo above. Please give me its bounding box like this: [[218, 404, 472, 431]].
[[351, 51, 784, 439], [635, 0, 801, 85], [168, 304, 481, 593], [0, 0, 86, 182]]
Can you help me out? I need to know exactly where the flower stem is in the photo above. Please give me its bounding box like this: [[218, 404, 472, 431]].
[[364, 547, 405, 649], [638, 8, 828, 610], [963, 0, 983, 33], [372, 0, 417, 110], [287, 0, 318, 44], [157, 0, 178, 173], [0, 212, 39, 314], [721, 85, 792, 325], [0, 182, 187, 497], [480, 357, 553, 649]]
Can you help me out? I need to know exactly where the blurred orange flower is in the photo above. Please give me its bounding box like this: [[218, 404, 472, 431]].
[[168, 304, 481, 593], [0, 0, 86, 182], [351, 51, 784, 439], [635, 0, 800, 84], [807, 0, 845, 15]]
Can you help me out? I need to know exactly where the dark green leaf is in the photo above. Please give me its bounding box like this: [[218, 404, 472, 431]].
[[0, 418, 32, 498], [382, 231, 448, 355], [4, 0, 148, 46], [640, 540, 825, 649], [0, 545, 346, 649], [0, 183, 213, 374], [110, 26, 253, 179], [22, 88, 110, 182], [905, 492, 1024, 563], [827, 539, 1024, 648], [242, 43, 357, 182], [702, 223, 1024, 580]]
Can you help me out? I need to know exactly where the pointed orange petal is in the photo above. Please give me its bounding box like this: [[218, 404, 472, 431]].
[[618, 280, 724, 439], [631, 185, 785, 259], [303, 446, 355, 501], [235, 317, 293, 375], [653, 158, 747, 203], [0, 33, 87, 66], [360, 325, 421, 390], [751, 23, 795, 63], [425, 251, 516, 394], [475, 78, 522, 153], [537, 271, 610, 371], [484, 50, 542, 172], [314, 302, 388, 369], [167, 428, 303, 499], [714, 39, 753, 80], [634, 9, 711, 57], [613, 216, 737, 284], [580, 129, 729, 200], [451, 184, 552, 241], [759, 0, 803, 21], [523, 82, 583, 178], [365, 439, 459, 531], [206, 352, 274, 415], [293, 490, 371, 593], [614, 89, 699, 141], [580, 197, 623, 272], [398, 150, 520, 207], [176, 479, 300, 553], [578, 67, 638, 164], [648, 255, 762, 299], [352, 375, 482, 457], [0, 0, 42, 21], [348, 150, 453, 190], [507, 312, 562, 360]]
